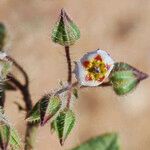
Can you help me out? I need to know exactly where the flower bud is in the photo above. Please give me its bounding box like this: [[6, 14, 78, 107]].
[[109, 62, 148, 95], [51, 9, 80, 46]]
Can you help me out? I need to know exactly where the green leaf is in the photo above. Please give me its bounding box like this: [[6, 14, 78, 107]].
[[71, 133, 120, 150], [109, 62, 148, 95], [0, 122, 10, 150], [9, 127, 21, 150], [39, 96, 49, 125], [27, 95, 61, 126], [0, 108, 21, 150], [40, 96, 61, 126], [51, 9, 80, 46], [52, 108, 75, 145], [26, 101, 40, 123], [110, 70, 137, 95]]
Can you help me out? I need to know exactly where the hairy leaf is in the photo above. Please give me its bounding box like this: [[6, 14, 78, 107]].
[[52, 108, 75, 145], [0, 108, 21, 150], [39, 96, 49, 125], [40, 96, 61, 126], [0, 122, 10, 150], [72, 133, 120, 150], [9, 127, 21, 150], [27, 96, 61, 126], [26, 101, 40, 123]]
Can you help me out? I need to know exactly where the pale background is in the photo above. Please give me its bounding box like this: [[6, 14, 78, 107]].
[[0, 0, 150, 150]]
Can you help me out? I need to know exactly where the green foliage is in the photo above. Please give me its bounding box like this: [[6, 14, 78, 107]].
[[26, 100, 40, 123], [40, 96, 61, 126], [110, 70, 137, 95], [0, 122, 10, 150], [109, 62, 148, 95], [27, 95, 61, 126], [9, 127, 21, 150], [71, 133, 120, 150], [0, 108, 21, 150], [51, 9, 80, 46], [52, 108, 75, 145]]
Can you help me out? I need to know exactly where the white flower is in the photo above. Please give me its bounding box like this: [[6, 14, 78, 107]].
[[74, 49, 114, 86]]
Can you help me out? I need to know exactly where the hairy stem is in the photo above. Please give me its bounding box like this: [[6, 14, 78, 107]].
[[65, 46, 72, 108], [65, 46, 72, 84], [55, 81, 111, 96]]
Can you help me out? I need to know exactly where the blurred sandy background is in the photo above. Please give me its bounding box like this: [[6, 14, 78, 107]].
[[0, 0, 150, 150]]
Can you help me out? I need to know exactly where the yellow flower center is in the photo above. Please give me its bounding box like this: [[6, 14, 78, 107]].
[[82, 55, 108, 81]]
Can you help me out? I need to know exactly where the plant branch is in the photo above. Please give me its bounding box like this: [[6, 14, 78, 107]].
[[8, 73, 38, 150], [6, 56, 38, 150], [7, 74, 32, 111], [6, 56, 29, 86]]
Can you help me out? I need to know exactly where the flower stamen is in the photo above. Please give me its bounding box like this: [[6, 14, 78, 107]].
[[83, 55, 108, 81]]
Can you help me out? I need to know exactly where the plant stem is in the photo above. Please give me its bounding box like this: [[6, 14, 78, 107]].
[[7, 56, 39, 150], [7, 73, 32, 111], [65, 46, 72, 84], [7, 56, 29, 86], [7, 74, 39, 150], [65, 46, 72, 108], [55, 81, 111, 96], [0, 89, 5, 107]]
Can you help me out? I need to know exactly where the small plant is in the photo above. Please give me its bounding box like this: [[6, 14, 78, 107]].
[[0, 9, 148, 150]]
